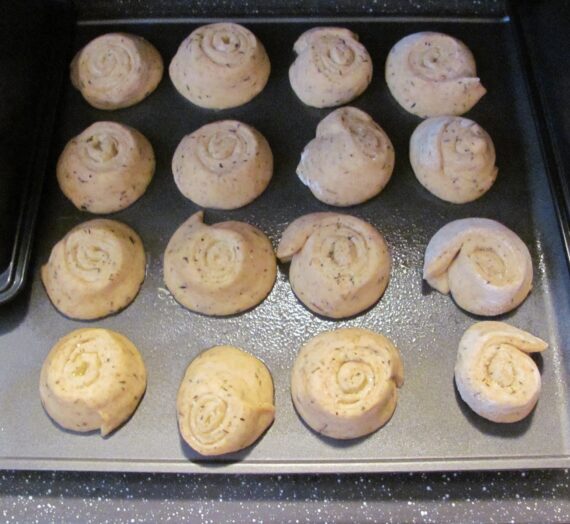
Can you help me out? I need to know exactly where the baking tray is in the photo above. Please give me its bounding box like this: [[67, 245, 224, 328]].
[[0, 12, 569, 474]]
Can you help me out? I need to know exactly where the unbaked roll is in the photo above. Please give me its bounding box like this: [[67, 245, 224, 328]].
[[385, 32, 486, 117], [277, 213, 391, 318], [410, 116, 497, 203], [40, 328, 147, 436], [71, 33, 163, 110], [172, 120, 273, 209], [169, 23, 270, 109], [291, 328, 404, 439], [41, 219, 146, 320], [177, 345, 275, 456], [57, 121, 155, 214], [164, 211, 276, 316], [455, 321, 547, 423], [297, 107, 394, 206], [423, 218, 533, 316], [289, 27, 372, 108]]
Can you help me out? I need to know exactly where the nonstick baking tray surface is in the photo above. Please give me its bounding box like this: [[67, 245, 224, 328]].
[[0, 15, 569, 473]]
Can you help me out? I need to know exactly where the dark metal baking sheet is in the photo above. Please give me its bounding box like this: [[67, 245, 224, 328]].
[[0, 15, 569, 473]]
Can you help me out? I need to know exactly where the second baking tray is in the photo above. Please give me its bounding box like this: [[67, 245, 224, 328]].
[[0, 13, 569, 473]]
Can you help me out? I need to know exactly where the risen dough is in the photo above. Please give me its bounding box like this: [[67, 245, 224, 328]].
[[291, 328, 404, 439], [423, 218, 533, 316], [40, 328, 147, 436], [172, 120, 273, 209], [455, 322, 547, 423], [277, 213, 391, 318], [410, 116, 497, 204], [177, 345, 275, 456], [385, 32, 486, 117], [57, 121, 155, 214], [289, 27, 372, 108], [297, 107, 394, 206], [41, 219, 146, 320], [164, 211, 276, 316], [71, 32, 163, 110], [169, 23, 270, 109]]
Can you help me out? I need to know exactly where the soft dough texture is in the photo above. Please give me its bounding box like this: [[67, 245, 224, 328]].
[[291, 328, 404, 439], [169, 23, 270, 109], [289, 27, 372, 108], [277, 213, 391, 318], [177, 345, 275, 456], [297, 107, 394, 206], [164, 211, 276, 316], [70, 33, 163, 110], [423, 218, 533, 316], [172, 120, 273, 209], [41, 219, 146, 320], [57, 121, 155, 214], [40, 328, 147, 436], [385, 32, 486, 117], [455, 322, 547, 423], [410, 116, 497, 204]]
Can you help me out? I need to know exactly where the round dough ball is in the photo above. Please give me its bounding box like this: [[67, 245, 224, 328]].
[[423, 218, 533, 316], [385, 32, 486, 117], [57, 121, 155, 214], [177, 345, 275, 456], [410, 116, 497, 203], [169, 23, 270, 109], [277, 213, 391, 319], [40, 328, 147, 436], [291, 328, 404, 439], [455, 322, 547, 423], [289, 27, 372, 108], [172, 120, 273, 209], [41, 219, 146, 320], [164, 211, 276, 316], [297, 107, 394, 206], [70, 32, 163, 110]]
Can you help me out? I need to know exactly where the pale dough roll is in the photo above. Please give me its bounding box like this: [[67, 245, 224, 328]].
[[57, 121, 155, 214], [289, 27, 372, 108], [40, 328, 147, 436], [277, 213, 391, 319], [410, 116, 497, 203], [172, 120, 273, 209], [41, 219, 146, 320], [297, 107, 394, 206], [423, 218, 533, 316], [164, 211, 276, 316], [455, 321, 547, 423], [71, 33, 163, 110], [385, 32, 486, 117], [177, 345, 275, 456], [291, 328, 404, 439], [169, 23, 270, 109]]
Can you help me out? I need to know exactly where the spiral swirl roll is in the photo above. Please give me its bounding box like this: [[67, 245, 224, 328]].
[[297, 107, 394, 206], [57, 122, 155, 214], [177, 345, 275, 456], [423, 218, 533, 316], [385, 32, 486, 117], [41, 219, 146, 320], [277, 213, 391, 319], [172, 120, 273, 209], [410, 116, 497, 204], [164, 211, 276, 316], [455, 322, 547, 423], [169, 23, 270, 109], [291, 328, 404, 439], [70, 33, 163, 110], [289, 27, 372, 108], [40, 328, 147, 436]]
